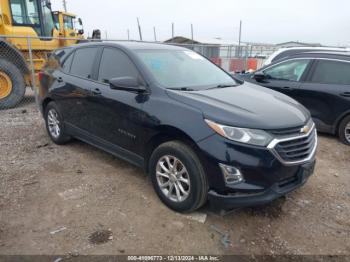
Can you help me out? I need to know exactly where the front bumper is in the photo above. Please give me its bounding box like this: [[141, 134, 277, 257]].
[[196, 133, 316, 210], [208, 161, 315, 210]]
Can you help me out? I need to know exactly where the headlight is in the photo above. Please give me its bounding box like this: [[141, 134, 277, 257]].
[[205, 119, 273, 146]]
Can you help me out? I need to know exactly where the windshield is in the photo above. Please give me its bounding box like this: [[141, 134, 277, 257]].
[[63, 15, 74, 29], [135, 49, 237, 90]]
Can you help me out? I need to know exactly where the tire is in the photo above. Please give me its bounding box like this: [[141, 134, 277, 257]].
[[149, 141, 208, 213], [338, 115, 350, 145], [0, 59, 26, 109], [44, 101, 72, 145]]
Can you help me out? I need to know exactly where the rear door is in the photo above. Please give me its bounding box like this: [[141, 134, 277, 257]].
[[258, 59, 312, 98], [53, 46, 101, 131], [297, 59, 350, 132]]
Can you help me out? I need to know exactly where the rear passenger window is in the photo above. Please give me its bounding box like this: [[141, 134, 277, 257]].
[[98, 48, 139, 83], [311, 60, 350, 85], [70, 47, 99, 78]]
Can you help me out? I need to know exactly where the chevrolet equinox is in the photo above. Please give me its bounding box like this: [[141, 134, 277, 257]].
[[39, 42, 317, 212]]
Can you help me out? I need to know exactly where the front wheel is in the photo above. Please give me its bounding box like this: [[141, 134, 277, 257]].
[[338, 115, 350, 145], [149, 141, 208, 213]]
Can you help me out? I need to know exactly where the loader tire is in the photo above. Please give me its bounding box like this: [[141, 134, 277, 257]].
[[0, 59, 26, 109]]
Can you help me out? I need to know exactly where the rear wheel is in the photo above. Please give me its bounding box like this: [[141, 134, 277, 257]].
[[0, 59, 26, 109], [338, 115, 350, 145], [149, 141, 208, 213], [44, 102, 72, 145]]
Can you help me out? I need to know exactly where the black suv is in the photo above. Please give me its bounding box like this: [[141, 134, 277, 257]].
[[239, 52, 350, 145], [39, 42, 317, 212]]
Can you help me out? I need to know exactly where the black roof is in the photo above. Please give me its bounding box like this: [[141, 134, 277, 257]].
[[69, 41, 186, 51]]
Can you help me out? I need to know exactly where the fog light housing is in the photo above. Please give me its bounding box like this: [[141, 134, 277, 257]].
[[219, 164, 244, 185]]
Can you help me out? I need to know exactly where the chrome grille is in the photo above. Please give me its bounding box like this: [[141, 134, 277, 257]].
[[269, 125, 303, 136], [268, 125, 317, 165]]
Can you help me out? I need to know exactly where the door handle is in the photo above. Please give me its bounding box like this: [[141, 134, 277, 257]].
[[340, 92, 350, 97], [92, 88, 102, 96], [57, 77, 63, 83], [282, 86, 293, 91]]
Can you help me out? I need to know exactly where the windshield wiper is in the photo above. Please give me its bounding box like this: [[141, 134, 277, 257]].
[[167, 87, 195, 91], [206, 84, 237, 90]]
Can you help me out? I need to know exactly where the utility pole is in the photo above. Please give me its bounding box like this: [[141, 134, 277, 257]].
[[127, 29, 130, 40], [62, 0, 67, 12], [172, 23, 174, 39], [137, 17, 143, 41], [238, 20, 242, 57], [191, 24, 194, 42], [153, 27, 157, 42]]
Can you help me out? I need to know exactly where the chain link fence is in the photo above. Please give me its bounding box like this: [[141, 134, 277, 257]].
[[0, 35, 278, 111], [168, 42, 277, 72]]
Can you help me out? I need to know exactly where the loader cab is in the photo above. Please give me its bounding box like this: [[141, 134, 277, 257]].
[[52, 11, 84, 38], [9, 0, 55, 38]]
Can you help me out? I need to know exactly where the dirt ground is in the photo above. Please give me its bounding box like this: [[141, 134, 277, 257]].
[[0, 96, 349, 256]]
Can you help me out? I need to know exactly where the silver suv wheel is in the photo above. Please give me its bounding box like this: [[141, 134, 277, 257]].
[[47, 108, 61, 139], [156, 155, 191, 202], [345, 122, 350, 143]]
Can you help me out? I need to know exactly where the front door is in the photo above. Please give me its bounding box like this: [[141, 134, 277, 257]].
[[255, 59, 312, 99], [85, 47, 147, 154]]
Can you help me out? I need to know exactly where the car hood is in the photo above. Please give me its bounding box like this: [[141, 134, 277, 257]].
[[166, 82, 310, 130]]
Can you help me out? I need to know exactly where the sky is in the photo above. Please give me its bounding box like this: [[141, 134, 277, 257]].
[[51, 0, 350, 46]]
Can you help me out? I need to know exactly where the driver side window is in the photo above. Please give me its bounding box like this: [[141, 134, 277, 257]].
[[98, 48, 140, 84], [263, 59, 310, 82]]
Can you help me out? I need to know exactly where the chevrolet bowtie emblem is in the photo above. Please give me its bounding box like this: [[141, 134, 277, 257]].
[[301, 125, 310, 134]]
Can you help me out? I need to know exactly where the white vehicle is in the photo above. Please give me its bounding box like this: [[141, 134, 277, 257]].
[[264, 47, 350, 66]]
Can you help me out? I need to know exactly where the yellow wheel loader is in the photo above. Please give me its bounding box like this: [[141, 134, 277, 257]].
[[0, 0, 92, 109], [53, 11, 85, 46]]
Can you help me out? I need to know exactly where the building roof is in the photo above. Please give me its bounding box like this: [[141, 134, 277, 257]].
[[164, 36, 246, 46]]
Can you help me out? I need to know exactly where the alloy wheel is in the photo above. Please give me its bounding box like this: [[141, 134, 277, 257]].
[[345, 122, 350, 143], [156, 155, 191, 202], [47, 109, 61, 139]]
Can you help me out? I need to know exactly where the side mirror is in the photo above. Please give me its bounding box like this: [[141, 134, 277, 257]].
[[252, 72, 266, 82], [78, 29, 84, 35], [78, 18, 83, 26], [109, 77, 146, 93]]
